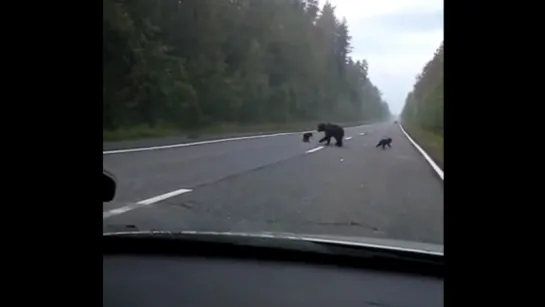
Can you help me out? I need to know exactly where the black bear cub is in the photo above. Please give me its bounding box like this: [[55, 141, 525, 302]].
[[302, 132, 313, 142], [317, 123, 345, 147], [376, 137, 392, 149]]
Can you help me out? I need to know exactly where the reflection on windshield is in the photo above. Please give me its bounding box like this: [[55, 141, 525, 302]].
[[103, 0, 444, 247]]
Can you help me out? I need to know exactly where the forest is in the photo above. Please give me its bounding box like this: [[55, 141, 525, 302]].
[[103, 0, 391, 139], [400, 42, 444, 167]]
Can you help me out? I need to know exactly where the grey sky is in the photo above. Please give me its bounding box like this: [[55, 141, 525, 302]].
[[324, 0, 443, 115]]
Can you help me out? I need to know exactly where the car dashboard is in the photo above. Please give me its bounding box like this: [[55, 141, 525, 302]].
[[103, 233, 443, 307]]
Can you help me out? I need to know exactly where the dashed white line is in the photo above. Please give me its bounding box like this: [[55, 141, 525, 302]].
[[345, 136, 353, 140], [103, 188, 193, 219], [104, 123, 377, 155], [103, 125, 377, 218], [305, 146, 324, 154], [103, 205, 137, 217], [138, 188, 193, 205], [103, 132, 306, 155]]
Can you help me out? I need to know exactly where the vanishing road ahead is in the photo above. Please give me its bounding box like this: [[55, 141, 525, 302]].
[[103, 123, 444, 245]]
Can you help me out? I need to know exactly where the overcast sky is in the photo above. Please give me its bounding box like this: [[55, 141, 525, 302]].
[[323, 0, 443, 115]]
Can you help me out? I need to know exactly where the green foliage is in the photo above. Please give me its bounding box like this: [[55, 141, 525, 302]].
[[400, 42, 443, 167], [400, 42, 443, 135], [103, 0, 391, 134]]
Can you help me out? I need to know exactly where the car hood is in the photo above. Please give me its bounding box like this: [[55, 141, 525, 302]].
[[103, 230, 443, 256]]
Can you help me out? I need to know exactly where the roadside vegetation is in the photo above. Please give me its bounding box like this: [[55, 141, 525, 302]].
[[400, 42, 444, 169], [103, 0, 390, 141]]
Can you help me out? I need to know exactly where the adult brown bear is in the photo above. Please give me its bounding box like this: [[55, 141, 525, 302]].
[[317, 123, 345, 147]]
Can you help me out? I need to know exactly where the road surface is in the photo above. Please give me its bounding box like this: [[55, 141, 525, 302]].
[[103, 123, 443, 245]]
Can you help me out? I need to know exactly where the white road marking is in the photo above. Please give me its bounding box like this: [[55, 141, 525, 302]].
[[103, 132, 307, 155], [345, 136, 353, 140], [305, 146, 324, 154], [138, 188, 193, 205], [104, 123, 376, 155], [359, 132, 366, 135], [104, 205, 136, 217], [103, 188, 193, 219], [398, 123, 443, 180]]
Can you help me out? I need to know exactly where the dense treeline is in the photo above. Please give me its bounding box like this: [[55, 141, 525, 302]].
[[103, 0, 390, 133], [400, 42, 443, 135]]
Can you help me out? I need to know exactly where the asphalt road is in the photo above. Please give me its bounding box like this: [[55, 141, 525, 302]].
[[103, 123, 444, 245]]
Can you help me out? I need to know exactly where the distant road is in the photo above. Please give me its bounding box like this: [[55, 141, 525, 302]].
[[103, 123, 443, 245]]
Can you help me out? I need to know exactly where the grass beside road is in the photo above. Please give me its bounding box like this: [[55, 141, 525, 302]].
[[103, 125, 181, 142], [103, 120, 376, 142], [402, 125, 443, 171]]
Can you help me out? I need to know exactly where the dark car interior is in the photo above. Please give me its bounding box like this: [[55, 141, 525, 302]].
[[103, 171, 443, 307]]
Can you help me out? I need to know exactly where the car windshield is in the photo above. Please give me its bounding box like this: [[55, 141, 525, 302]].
[[103, 0, 444, 248]]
